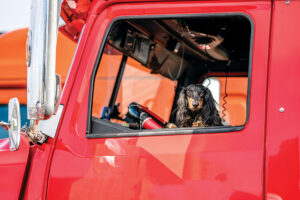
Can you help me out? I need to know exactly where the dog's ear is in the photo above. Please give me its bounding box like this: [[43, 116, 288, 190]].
[[203, 88, 216, 111], [177, 88, 187, 106], [176, 88, 187, 127], [202, 87, 222, 126]]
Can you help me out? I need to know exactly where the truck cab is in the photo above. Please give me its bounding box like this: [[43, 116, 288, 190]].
[[0, 0, 299, 199]]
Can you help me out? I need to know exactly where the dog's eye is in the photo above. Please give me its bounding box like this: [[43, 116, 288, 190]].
[[186, 90, 193, 96]]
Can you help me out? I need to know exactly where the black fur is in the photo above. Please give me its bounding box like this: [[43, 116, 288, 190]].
[[176, 84, 223, 127]]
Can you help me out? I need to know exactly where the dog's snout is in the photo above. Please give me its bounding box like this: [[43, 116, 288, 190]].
[[192, 101, 199, 107]]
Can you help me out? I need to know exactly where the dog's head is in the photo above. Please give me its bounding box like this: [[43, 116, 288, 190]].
[[176, 84, 222, 127], [184, 84, 205, 112], [178, 84, 214, 112]]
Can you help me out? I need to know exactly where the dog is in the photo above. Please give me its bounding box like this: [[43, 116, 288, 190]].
[[167, 84, 223, 128]]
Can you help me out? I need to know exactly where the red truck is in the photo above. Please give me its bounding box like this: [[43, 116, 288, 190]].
[[0, 0, 299, 199]]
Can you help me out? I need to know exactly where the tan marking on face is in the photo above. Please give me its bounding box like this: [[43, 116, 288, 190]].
[[187, 97, 203, 111]]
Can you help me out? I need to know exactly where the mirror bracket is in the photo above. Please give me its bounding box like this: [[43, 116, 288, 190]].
[[25, 120, 47, 144]]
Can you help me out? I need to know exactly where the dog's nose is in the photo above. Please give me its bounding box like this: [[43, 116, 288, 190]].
[[192, 102, 199, 107]]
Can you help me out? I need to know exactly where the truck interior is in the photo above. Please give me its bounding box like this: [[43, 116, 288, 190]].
[[90, 15, 252, 135]]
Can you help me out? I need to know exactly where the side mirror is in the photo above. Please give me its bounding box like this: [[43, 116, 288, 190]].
[[8, 98, 21, 151]]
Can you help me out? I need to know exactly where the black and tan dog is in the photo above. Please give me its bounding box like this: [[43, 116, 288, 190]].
[[168, 84, 223, 128]]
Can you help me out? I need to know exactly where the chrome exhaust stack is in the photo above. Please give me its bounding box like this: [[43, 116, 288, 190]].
[[26, 0, 62, 141]]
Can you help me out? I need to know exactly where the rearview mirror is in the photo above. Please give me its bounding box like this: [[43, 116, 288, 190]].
[[8, 98, 21, 151]]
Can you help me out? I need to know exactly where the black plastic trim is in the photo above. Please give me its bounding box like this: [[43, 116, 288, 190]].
[[86, 10, 254, 138], [87, 125, 244, 138], [108, 55, 128, 108]]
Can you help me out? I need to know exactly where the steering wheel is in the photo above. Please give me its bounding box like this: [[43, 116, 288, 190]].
[[125, 102, 167, 129]]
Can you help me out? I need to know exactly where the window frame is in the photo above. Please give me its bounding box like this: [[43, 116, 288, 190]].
[[87, 13, 254, 138]]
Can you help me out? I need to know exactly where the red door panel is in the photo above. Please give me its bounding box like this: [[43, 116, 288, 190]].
[[0, 136, 30, 200], [47, 1, 271, 199]]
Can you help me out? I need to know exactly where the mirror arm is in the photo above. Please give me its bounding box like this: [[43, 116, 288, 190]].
[[1, 120, 47, 145], [0, 121, 10, 131]]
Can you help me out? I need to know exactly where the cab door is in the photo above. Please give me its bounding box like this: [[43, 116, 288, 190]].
[[47, 1, 271, 199]]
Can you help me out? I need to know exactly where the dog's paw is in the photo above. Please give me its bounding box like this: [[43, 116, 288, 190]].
[[192, 121, 206, 127], [166, 123, 178, 128]]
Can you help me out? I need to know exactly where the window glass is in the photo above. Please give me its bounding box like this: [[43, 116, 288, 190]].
[[115, 57, 176, 122], [203, 77, 248, 126], [90, 15, 251, 133], [92, 45, 123, 118], [218, 77, 248, 126], [203, 77, 220, 108]]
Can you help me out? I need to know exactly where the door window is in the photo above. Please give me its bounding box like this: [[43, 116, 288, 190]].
[[90, 15, 252, 135]]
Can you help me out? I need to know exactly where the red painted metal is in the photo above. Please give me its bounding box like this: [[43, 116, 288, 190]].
[[0, 138, 9, 151], [21, 138, 58, 200], [0, 135, 30, 200], [265, 1, 300, 200], [7, 0, 300, 199], [46, 1, 271, 199], [60, 0, 91, 42]]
